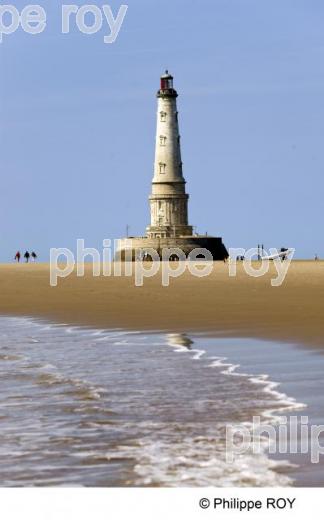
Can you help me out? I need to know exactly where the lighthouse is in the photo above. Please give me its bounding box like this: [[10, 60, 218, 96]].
[[116, 71, 228, 261], [147, 71, 193, 239]]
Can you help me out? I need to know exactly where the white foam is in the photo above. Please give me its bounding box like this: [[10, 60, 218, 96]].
[[108, 431, 294, 487], [164, 334, 307, 487], [191, 349, 206, 360]]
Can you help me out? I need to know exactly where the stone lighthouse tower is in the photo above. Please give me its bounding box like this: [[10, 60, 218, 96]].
[[146, 71, 193, 239], [115, 71, 228, 261]]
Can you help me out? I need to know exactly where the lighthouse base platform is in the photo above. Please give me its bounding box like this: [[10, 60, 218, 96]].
[[115, 236, 228, 261]]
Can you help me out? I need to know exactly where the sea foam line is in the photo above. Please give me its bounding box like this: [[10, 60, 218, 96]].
[[165, 333, 307, 485]]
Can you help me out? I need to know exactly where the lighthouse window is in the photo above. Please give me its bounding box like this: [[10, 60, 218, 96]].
[[160, 111, 167, 122], [160, 136, 167, 146], [159, 162, 166, 174]]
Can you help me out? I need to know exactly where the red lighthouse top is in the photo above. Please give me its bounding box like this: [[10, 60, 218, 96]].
[[158, 70, 178, 98]]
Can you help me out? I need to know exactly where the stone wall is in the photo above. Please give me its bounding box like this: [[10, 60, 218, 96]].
[[115, 236, 228, 261]]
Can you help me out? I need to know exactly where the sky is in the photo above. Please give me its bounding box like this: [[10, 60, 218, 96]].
[[1, 0, 324, 260]]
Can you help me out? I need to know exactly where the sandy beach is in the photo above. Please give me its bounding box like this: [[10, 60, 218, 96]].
[[1, 263, 324, 487], [0, 261, 323, 348]]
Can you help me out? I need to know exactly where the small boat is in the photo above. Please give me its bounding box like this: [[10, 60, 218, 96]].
[[261, 248, 294, 261]]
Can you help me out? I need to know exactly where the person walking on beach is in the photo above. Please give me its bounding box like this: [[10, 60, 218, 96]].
[[24, 251, 30, 263], [31, 251, 37, 262], [15, 251, 21, 263]]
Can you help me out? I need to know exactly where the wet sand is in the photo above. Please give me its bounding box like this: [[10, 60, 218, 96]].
[[0, 261, 323, 348]]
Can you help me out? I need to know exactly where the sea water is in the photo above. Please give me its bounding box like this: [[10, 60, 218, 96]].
[[0, 316, 322, 487]]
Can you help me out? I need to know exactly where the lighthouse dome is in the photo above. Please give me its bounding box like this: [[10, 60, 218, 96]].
[[161, 70, 173, 79]]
